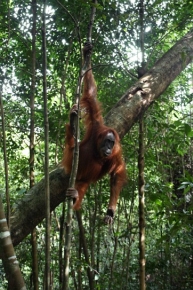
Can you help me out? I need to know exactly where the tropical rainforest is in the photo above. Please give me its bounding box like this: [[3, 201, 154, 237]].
[[0, 0, 193, 289]]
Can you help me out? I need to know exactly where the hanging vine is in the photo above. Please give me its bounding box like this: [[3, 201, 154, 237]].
[[138, 0, 146, 289], [63, 1, 97, 289]]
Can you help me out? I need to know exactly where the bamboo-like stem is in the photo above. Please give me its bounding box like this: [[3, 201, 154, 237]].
[[63, 2, 97, 289], [138, 1, 146, 289], [0, 90, 10, 228], [42, 1, 51, 288]]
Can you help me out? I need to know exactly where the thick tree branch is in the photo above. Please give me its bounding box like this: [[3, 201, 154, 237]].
[[10, 29, 193, 246], [11, 168, 69, 246], [105, 29, 193, 138]]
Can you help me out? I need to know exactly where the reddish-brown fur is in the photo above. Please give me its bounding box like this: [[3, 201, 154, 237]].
[[62, 45, 126, 219]]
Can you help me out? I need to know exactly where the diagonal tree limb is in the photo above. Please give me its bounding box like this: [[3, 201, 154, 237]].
[[11, 168, 69, 246], [10, 28, 193, 247], [105, 29, 193, 138]]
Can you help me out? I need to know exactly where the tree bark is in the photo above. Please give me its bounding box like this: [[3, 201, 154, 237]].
[[0, 197, 26, 289], [10, 29, 193, 246], [11, 168, 69, 246], [105, 29, 193, 138]]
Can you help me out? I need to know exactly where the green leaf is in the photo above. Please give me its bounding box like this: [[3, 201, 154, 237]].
[[184, 123, 192, 136]]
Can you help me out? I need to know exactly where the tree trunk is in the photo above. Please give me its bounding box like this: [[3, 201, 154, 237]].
[[30, 0, 39, 288], [138, 119, 145, 290], [11, 168, 69, 246], [0, 197, 26, 289], [10, 28, 193, 246]]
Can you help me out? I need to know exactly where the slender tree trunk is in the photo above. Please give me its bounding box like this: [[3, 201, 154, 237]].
[[76, 211, 95, 289], [90, 186, 97, 269], [78, 235, 83, 290], [138, 1, 146, 289], [138, 119, 145, 290], [31, 228, 38, 289], [96, 183, 102, 273], [42, 1, 51, 288], [30, 0, 39, 289], [59, 204, 65, 284], [55, 37, 73, 164], [62, 199, 75, 289], [0, 89, 10, 228], [62, 58, 80, 290], [109, 205, 121, 289], [63, 3, 97, 287], [0, 197, 26, 289]]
